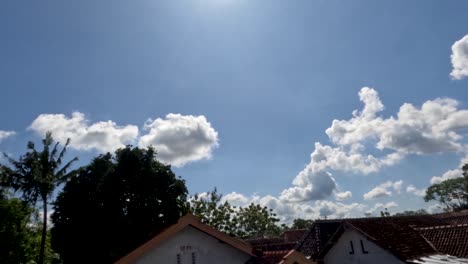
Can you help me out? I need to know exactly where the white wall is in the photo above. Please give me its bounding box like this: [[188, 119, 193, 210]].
[[134, 226, 253, 264], [323, 229, 405, 264]]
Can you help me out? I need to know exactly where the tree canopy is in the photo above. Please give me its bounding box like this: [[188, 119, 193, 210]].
[[425, 177, 468, 211], [189, 189, 282, 239], [0, 132, 77, 264], [51, 146, 188, 264]]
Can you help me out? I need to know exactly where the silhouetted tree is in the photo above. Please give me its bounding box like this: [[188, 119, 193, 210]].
[[51, 146, 188, 263], [0, 132, 77, 264]]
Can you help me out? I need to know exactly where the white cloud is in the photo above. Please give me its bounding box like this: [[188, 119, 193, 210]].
[[221, 192, 366, 223], [280, 170, 336, 202], [450, 34, 468, 80], [0, 130, 15, 143], [138, 114, 218, 167], [29, 112, 138, 153], [363, 180, 403, 200], [335, 191, 352, 201], [366, 202, 398, 215], [327, 88, 468, 155], [406, 185, 426, 197], [430, 155, 468, 184], [431, 169, 462, 184], [29, 112, 219, 167]]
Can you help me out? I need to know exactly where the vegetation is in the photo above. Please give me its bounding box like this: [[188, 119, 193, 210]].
[[51, 146, 188, 263], [290, 218, 314, 229], [190, 188, 283, 239], [0, 132, 77, 264], [425, 177, 468, 211]]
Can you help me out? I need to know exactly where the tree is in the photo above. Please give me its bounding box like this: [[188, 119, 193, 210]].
[[189, 188, 237, 235], [51, 146, 188, 263], [424, 177, 468, 211], [236, 203, 281, 239], [0, 190, 34, 263], [393, 209, 428, 216], [0, 132, 77, 264], [380, 208, 391, 217], [189, 190, 283, 239], [290, 218, 314, 229]]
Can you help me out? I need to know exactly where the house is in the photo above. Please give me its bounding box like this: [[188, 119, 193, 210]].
[[296, 210, 468, 264], [115, 214, 314, 264], [115, 214, 256, 264]]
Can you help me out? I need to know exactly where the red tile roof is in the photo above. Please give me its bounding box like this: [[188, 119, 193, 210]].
[[417, 224, 468, 258]]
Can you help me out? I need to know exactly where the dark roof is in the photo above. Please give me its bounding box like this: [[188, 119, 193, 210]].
[[296, 213, 457, 260], [344, 219, 437, 260], [281, 229, 307, 243], [417, 224, 468, 258], [295, 221, 342, 259], [247, 229, 307, 253], [434, 210, 468, 225]]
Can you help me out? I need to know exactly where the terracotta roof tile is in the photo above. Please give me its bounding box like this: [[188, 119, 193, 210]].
[[417, 224, 468, 258]]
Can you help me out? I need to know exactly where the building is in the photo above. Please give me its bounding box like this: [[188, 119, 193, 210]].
[[296, 210, 468, 264], [115, 214, 314, 264]]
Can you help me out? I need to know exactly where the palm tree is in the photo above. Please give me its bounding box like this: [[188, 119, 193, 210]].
[[1, 132, 78, 264]]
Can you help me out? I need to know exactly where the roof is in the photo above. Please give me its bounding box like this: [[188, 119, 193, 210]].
[[343, 219, 437, 260], [434, 210, 468, 225], [296, 213, 457, 259], [408, 254, 468, 264], [257, 250, 316, 264], [114, 214, 255, 264], [247, 229, 307, 253], [417, 224, 468, 258], [281, 229, 307, 243]]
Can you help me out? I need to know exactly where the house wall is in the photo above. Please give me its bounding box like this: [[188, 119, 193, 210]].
[[323, 229, 405, 264], [134, 226, 252, 264]]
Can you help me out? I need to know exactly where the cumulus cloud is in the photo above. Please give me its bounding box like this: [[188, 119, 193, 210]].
[[366, 202, 398, 215], [222, 192, 366, 222], [327, 88, 468, 155], [280, 170, 336, 202], [430, 155, 468, 184], [0, 130, 15, 142], [363, 180, 403, 200], [29, 112, 219, 167], [139, 114, 218, 167], [29, 112, 138, 153], [279, 87, 468, 203], [450, 34, 468, 80], [406, 185, 426, 197], [335, 191, 352, 201]]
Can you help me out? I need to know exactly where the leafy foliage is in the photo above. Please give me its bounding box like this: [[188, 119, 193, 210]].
[[393, 209, 428, 216], [0, 132, 77, 264], [189, 190, 282, 239], [425, 177, 468, 211], [51, 146, 188, 264], [290, 218, 314, 229], [190, 188, 237, 235], [235, 203, 281, 238]]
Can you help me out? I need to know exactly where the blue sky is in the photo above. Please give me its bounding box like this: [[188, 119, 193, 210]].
[[1, 0, 468, 221]]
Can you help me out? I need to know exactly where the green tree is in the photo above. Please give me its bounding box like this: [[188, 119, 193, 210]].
[[380, 208, 391, 217], [290, 218, 314, 229], [51, 146, 188, 264], [393, 209, 428, 216], [0, 191, 34, 263], [189, 188, 237, 235], [0, 132, 77, 264], [235, 203, 281, 239], [424, 177, 468, 211]]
